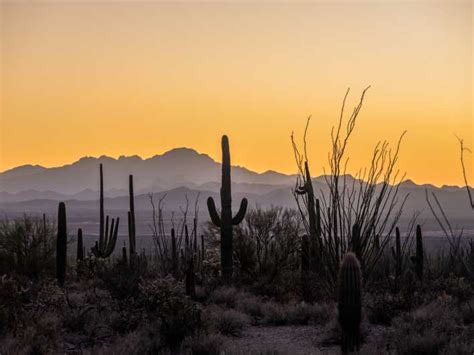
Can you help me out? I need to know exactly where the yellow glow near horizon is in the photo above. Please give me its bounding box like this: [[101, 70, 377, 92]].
[[1, 1, 472, 186]]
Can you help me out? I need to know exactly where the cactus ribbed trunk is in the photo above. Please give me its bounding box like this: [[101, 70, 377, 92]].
[[171, 228, 178, 277], [395, 227, 402, 278], [220, 135, 233, 278], [338, 252, 362, 354], [416, 225, 424, 281], [99, 164, 104, 252], [351, 223, 361, 262], [185, 257, 196, 298], [56, 202, 67, 287], [92, 164, 120, 258], [77, 228, 84, 262], [207, 135, 248, 281], [129, 175, 136, 257]]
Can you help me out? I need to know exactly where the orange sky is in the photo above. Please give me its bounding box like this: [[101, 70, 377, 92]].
[[1, 1, 472, 186]]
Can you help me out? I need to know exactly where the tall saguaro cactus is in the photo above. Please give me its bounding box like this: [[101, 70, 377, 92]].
[[128, 174, 137, 257], [77, 228, 84, 262], [338, 252, 362, 354], [415, 224, 424, 281], [56, 202, 67, 287], [92, 164, 119, 258], [207, 135, 248, 279], [392, 226, 402, 278]]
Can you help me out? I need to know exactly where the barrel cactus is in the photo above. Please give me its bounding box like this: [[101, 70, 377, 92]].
[[338, 252, 362, 353]]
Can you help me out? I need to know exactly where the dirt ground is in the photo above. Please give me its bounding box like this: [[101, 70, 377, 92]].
[[222, 324, 389, 354]]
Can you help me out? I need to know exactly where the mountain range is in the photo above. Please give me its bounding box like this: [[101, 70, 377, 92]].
[[1, 148, 473, 235]]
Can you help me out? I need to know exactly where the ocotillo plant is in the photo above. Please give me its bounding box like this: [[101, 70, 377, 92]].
[[207, 135, 248, 279], [56, 202, 67, 287], [415, 224, 424, 281], [128, 174, 136, 257], [77, 228, 84, 262], [92, 164, 120, 258], [338, 252, 362, 354]]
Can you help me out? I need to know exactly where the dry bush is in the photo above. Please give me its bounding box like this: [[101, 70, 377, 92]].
[[203, 306, 250, 336], [0, 215, 56, 278], [184, 332, 226, 354], [386, 297, 467, 353]]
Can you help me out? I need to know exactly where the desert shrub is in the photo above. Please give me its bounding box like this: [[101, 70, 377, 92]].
[[184, 332, 225, 354], [0, 215, 56, 278], [209, 286, 241, 308], [203, 306, 250, 336], [233, 207, 301, 289], [98, 258, 145, 300], [430, 275, 473, 303], [0, 275, 33, 335], [260, 302, 288, 325], [387, 297, 463, 353], [235, 294, 266, 320], [365, 291, 413, 325], [139, 277, 201, 349], [259, 301, 332, 326]]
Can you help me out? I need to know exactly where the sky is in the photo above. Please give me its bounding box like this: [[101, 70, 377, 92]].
[[1, 1, 472, 186]]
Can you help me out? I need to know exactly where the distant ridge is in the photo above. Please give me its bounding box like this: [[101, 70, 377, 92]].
[[0, 148, 295, 195]]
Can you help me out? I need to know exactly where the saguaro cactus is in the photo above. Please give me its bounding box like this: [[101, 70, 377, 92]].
[[351, 223, 361, 262], [415, 224, 424, 281], [207, 135, 248, 279], [296, 162, 321, 271], [338, 252, 362, 354], [392, 227, 402, 278], [128, 174, 136, 257], [93, 216, 120, 258], [77, 228, 84, 262], [56, 202, 67, 287], [92, 164, 120, 258]]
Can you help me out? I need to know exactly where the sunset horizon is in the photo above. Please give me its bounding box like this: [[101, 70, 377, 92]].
[[2, 1, 472, 186]]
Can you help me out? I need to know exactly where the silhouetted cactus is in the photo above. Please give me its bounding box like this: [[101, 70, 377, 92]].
[[338, 252, 362, 354], [92, 164, 120, 258], [128, 175, 136, 257], [122, 244, 128, 265], [207, 135, 248, 279], [392, 226, 402, 278], [185, 256, 196, 298], [93, 215, 120, 258], [171, 228, 178, 276], [56, 202, 67, 287], [77, 228, 84, 262], [415, 224, 424, 281], [351, 223, 361, 261], [296, 162, 321, 271]]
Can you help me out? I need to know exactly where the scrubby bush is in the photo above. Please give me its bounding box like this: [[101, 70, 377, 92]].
[[0, 216, 56, 278], [184, 332, 225, 355], [386, 297, 466, 353], [139, 277, 201, 349], [233, 207, 302, 292], [203, 306, 250, 336]]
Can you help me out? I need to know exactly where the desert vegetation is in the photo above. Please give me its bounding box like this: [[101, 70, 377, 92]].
[[1, 89, 474, 354]]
